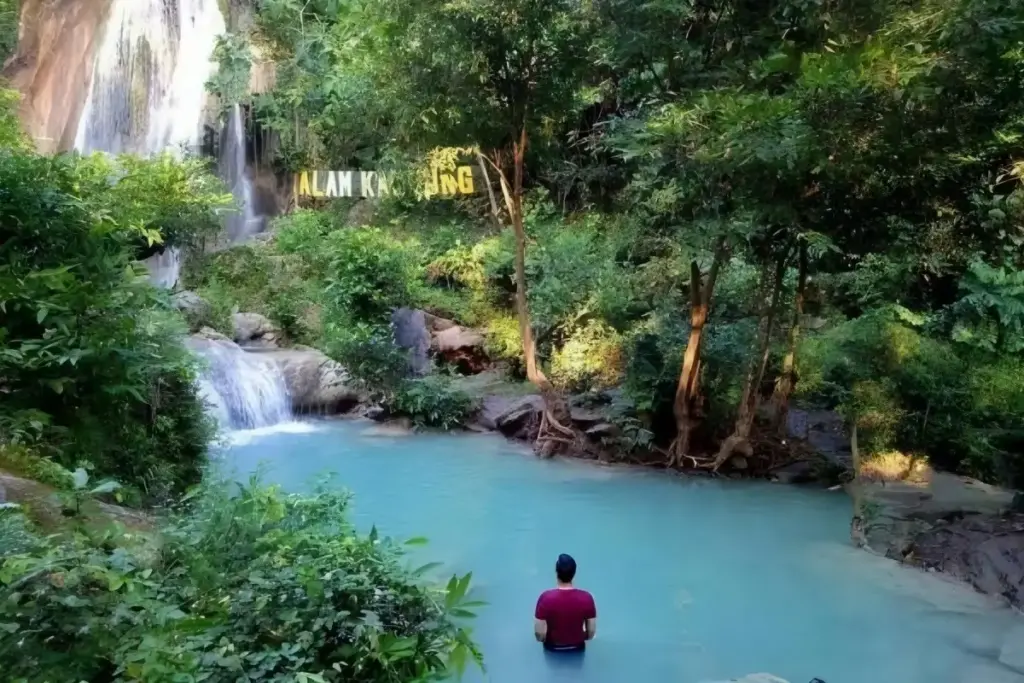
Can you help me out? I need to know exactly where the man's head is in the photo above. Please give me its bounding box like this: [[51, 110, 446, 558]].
[[555, 553, 577, 584]]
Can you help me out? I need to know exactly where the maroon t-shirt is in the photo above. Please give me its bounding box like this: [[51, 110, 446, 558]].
[[535, 588, 596, 649]]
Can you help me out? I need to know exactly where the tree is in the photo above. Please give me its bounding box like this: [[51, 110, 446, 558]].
[[324, 0, 595, 453]]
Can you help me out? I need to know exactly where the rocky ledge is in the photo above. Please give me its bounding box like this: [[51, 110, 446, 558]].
[[851, 469, 1024, 610]]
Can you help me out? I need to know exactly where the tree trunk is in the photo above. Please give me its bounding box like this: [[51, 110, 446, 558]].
[[670, 241, 728, 467], [476, 151, 502, 230], [710, 256, 787, 472], [769, 242, 808, 437], [495, 129, 577, 457]]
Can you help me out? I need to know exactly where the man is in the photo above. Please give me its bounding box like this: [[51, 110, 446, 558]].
[[534, 553, 597, 652]]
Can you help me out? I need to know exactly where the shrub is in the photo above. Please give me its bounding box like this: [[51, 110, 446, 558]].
[[0, 150, 218, 498], [551, 320, 625, 393], [323, 323, 410, 400], [392, 376, 477, 429], [0, 478, 483, 683], [324, 228, 420, 323]]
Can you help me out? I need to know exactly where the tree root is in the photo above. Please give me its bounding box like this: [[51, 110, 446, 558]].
[[535, 410, 587, 459]]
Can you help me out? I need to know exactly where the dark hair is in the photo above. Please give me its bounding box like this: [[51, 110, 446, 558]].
[[555, 554, 577, 583]]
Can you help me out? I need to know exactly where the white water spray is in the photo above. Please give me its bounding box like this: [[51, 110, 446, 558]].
[[75, 0, 226, 156], [189, 338, 292, 431]]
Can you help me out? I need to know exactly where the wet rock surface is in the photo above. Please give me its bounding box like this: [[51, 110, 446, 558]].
[[255, 347, 362, 415], [232, 312, 280, 348], [908, 512, 1024, 609], [854, 469, 1024, 608]]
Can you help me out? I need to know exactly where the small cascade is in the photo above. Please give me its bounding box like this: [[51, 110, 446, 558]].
[[220, 104, 265, 242], [190, 338, 292, 431]]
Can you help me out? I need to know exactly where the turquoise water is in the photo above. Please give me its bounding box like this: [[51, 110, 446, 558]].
[[222, 420, 1021, 683]]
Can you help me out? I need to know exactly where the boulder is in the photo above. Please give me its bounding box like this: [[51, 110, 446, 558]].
[[493, 395, 544, 441], [772, 459, 818, 485], [258, 348, 362, 414], [423, 312, 458, 333], [585, 423, 618, 439], [433, 325, 488, 374], [195, 326, 232, 343], [391, 308, 432, 376], [232, 312, 280, 347], [171, 290, 210, 322]]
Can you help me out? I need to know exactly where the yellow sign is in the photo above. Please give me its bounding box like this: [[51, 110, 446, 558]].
[[294, 147, 482, 199]]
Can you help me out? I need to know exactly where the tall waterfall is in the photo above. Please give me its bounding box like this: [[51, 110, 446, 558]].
[[221, 104, 264, 242], [75, 0, 226, 289], [189, 337, 292, 431], [75, 0, 226, 156]]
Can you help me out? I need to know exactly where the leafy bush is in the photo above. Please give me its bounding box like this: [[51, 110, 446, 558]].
[[0, 145, 217, 498], [550, 320, 625, 393], [323, 323, 411, 400], [0, 478, 483, 682], [324, 228, 420, 323], [392, 376, 477, 429]]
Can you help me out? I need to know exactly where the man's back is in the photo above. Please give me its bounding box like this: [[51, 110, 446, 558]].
[[535, 587, 597, 650]]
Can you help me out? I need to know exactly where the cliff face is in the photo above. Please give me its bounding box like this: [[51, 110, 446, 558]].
[[2, 0, 112, 153]]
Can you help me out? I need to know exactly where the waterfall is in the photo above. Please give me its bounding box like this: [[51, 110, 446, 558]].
[[221, 104, 265, 242], [189, 338, 292, 431], [75, 0, 226, 156], [75, 0, 226, 288]]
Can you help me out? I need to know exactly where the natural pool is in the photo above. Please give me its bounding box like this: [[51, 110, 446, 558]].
[[222, 420, 1022, 683]]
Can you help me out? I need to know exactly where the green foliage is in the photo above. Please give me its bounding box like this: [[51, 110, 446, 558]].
[[551, 320, 625, 393], [0, 0, 19, 65], [324, 228, 420, 323], [392, 376, 476, 430], [0, 122, 222, 498], [0, 477, 482, 682], [798, 307, 1024, 484], [0, 445, 73, 491], [323, 323, 410, 401]]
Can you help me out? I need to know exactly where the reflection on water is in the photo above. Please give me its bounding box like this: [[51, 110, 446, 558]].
[[221, 419, 1023, 683]]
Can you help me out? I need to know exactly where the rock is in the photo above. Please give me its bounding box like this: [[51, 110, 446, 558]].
[[1000, 622, 1024, 673], [364, 405, 387, 422], [423, 312, 458, 332], [432, 325, 488, 374], [232, 312, 280, 347], [772, 459, 817, 485], [494, 395, 544, 441], [391, 308, 432, 376], [171, 290, 210, 330], [0, 480, 6, 503], [570, 406, 606, 428], [258, 348, 363, 414], [731, 455, 749, 470], [860, 470, 1024, 608], [195, 327, 232, 343], [434, 325, 485, 352], [4, 0, 112, 154]]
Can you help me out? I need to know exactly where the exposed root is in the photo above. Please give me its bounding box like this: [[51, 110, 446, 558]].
[[535, 410, 588, 459]]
